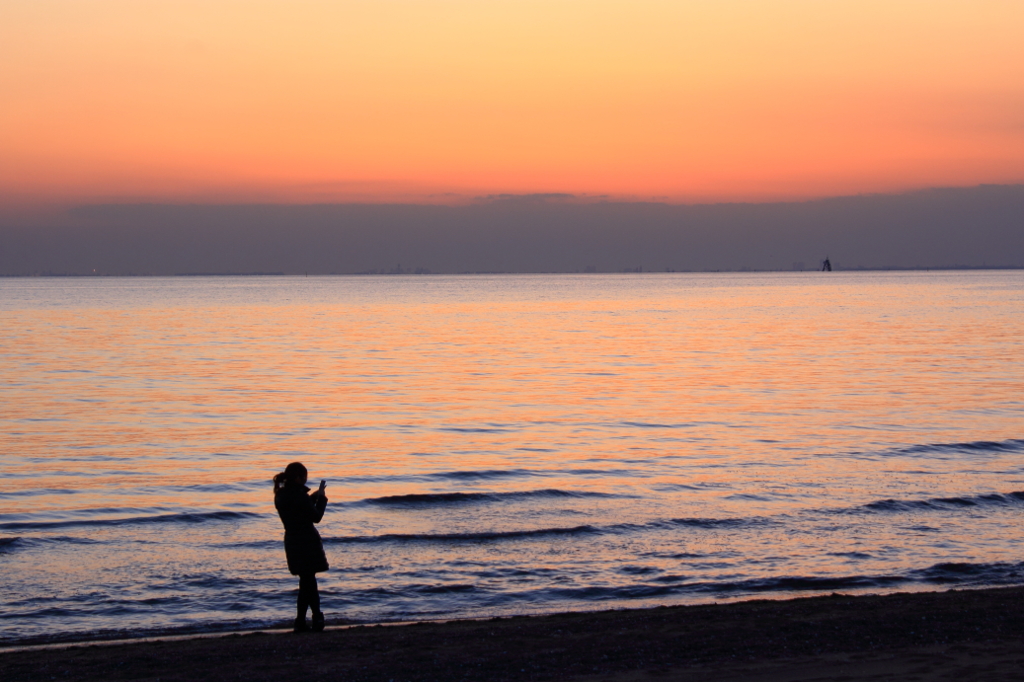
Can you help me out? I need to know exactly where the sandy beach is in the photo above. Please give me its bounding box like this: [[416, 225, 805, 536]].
[[4, 586, 1024, 681]]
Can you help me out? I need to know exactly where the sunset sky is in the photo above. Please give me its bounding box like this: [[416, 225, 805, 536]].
[[2, 0, 1023, 205]]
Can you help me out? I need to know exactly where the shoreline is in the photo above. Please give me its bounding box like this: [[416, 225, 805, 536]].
[[4, 586, 1024, 681], [0, 582, 997, 652]]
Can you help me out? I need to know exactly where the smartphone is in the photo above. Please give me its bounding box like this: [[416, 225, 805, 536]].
[[319, 479, 327, 491]]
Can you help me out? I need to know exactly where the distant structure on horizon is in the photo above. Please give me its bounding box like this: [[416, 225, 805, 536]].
[[822, 257, 832, 272]]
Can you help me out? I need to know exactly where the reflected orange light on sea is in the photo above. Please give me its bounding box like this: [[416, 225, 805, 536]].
[[1, 272, 1023, 638], [3, 272, 1021, 510]]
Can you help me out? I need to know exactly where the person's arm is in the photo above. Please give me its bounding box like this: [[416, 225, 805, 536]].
[[310, 492, 327, 523]]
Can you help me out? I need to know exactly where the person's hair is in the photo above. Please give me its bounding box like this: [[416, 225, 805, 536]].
[[273, 462, 308, 494]]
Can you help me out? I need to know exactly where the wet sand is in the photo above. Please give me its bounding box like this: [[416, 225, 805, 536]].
[[3, 587, 1024, 681]]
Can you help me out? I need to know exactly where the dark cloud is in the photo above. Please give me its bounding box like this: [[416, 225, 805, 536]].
[[1, 185, 1022, 275], [475, 193, 579, 203]]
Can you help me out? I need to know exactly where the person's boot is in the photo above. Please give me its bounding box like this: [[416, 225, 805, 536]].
[[311, 611, 325, 632], [293, 616, 308, 633]]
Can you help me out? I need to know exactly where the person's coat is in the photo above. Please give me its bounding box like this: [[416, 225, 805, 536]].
[[275, 483, 329, 575]]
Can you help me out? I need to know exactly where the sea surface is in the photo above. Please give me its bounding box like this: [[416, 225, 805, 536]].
[[1, 271, 1023, 643]]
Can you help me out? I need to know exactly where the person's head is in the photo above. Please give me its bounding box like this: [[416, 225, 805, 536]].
[[273, 462, 308, 494]]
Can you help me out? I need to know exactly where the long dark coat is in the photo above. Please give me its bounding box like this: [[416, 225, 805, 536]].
[[274, 483, 329, 575]]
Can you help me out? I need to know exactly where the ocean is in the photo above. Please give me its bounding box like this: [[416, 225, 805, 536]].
[[1, 271, 1022, 643]]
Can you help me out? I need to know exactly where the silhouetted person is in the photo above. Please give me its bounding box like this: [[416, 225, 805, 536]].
[[273, 462, 328, 632]]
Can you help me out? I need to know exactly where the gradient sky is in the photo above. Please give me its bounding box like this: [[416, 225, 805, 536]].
[[2, 1, 1023, 205]]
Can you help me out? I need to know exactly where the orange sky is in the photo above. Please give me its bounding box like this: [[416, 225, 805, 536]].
[[2, 0, 1023, 204]]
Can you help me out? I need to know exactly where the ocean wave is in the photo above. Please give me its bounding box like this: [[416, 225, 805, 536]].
[[0, 475, 292, 497], [313, 467, 649, 487], [424, 469, 541, 481], [536, 560, 1024, 602], [910, 561, 1024, 585], [351, 469, 546, 483], [360, 489, 624, 506], [9, 536, 104, 548], [324, 515, 765, 545], [0, 614, 287, 647], [324, 525, 603, 544], [899, 438, 1024, 456], [732, 560, 1024, 591], [0, 488, 81, 499], [211, 539, 281, 549], [621, 421, 697, 429], [338, 467, 651, 486], [661, 517, 768, 529], [0, 510, 262, 531], [858, 490, 1024, 514]]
